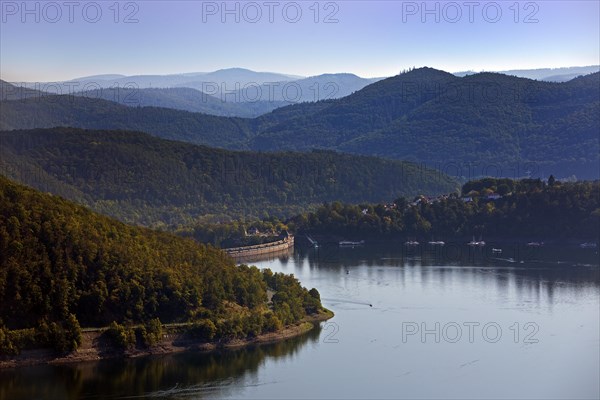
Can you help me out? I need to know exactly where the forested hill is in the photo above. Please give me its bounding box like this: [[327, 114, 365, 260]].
[[2, 69, 598, 178], [72, 86, 287, 118], [0, 79, 46, 100], [0, 175, 325, 353], [0, 88, 252, 148], [291, 178, 600, 241], [0, 128, 457, 226], [250, 69, 600, 179]]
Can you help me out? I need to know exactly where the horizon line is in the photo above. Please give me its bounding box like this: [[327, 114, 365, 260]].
[[2, 64, 599, 84]]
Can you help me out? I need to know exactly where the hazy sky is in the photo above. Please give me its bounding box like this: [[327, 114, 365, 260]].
[[1, 1, 598, 81]]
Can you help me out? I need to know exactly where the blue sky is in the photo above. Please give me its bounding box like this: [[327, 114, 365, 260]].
[[1, 1, 598, 81]]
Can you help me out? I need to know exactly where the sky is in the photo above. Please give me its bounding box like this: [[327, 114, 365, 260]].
[[1, 0, 599, 81]]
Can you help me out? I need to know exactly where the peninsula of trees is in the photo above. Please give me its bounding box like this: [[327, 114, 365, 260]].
[[0, 176, 328, 356]]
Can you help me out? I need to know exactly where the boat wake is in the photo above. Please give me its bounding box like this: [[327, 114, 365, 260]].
[[118, 379, 279, 399], [322, 298, 373, 307]]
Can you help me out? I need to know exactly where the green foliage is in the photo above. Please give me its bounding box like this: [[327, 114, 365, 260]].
[[305, 289, 322, 314], [309, 288, 321, 301], [0, 326, 36, 355], [262, 312, 283, 332], [233, 265, 268, 309], [187, 320, 217, 341], [242, 311, 265, 338], [0, 315, 82, 355], [73, 86, 285, 118], [216, 315, 245, 339], [263, 269, 323, 324], [46, 315, 82, 352], [0, 96, 251, 148], [250, 69, 600, 179], [0, 326, 18, 355], [462, 178, 545, 195], [106, 322, 136, 350], [0, 176, 324, 348], [138, 318, 163, 347], [293, 179, 600, 240], [0, 128, 456, 226], [2, 70, 598, 179], [178, 218, 288, 248]]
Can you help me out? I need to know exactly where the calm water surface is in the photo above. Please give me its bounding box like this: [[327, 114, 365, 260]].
[[1, 243, 598, 399]]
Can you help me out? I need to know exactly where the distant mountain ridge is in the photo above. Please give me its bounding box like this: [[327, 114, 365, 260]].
[[231, 73, 382, 103], [249, 68, 600, 179], [4, 69, 381, 117], [2, 68, 598, 179], [454, 65, 599, 82], [73, 86, 287, 118], [0, 90, 253, 148], [35, 68, 301, 90]]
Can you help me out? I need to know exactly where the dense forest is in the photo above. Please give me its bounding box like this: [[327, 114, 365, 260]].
[[250, 69, 600, 179], [176, 217, 288, 248], [175, 178, 599, 248], [0, 128, 456, 226], [2, 69, 599, 178], [73, 86, 286, 118], [0, 176, 325, 355], [0, 90, 252, 148], [289, 178, 600, 241]]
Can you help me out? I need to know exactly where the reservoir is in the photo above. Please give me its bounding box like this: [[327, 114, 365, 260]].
[[1, 243, 598, 399]]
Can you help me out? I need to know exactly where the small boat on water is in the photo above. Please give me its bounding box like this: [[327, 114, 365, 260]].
[[339, 240, 365, 247], [527, 242, 544, 247], [492, 248, 502, 254], [580, 242, 598, 248], [468, 236, 485, 246], [428, 240, 445, 245], [404, 240, 419, 246]]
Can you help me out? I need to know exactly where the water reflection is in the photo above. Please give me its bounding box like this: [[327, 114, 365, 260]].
[[295, 243, 599, 308], [1, 244, 598, 400], [298, 242, 599, 269], [0, 326, 322, 400]]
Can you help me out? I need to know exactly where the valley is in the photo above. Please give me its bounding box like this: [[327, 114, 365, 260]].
[[3, 68, 598, 179]]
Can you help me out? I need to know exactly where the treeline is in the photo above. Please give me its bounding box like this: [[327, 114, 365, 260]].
[[251, 69, 600, 179], [0, 176, 324, 355], [0, 127, 456, 226], [3, 70, 599, 179], [73, 86, 285, 118], [176, 217, 289, 248], [290, 178, 600, 240], [0, 93, 251, 148]]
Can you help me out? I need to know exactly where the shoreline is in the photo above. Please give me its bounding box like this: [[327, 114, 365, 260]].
[[300, 234, 599, 246], [0, 309, 334, 370]]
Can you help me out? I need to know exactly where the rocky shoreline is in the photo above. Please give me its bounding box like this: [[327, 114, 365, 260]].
[[0, 309, 334, 369]]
